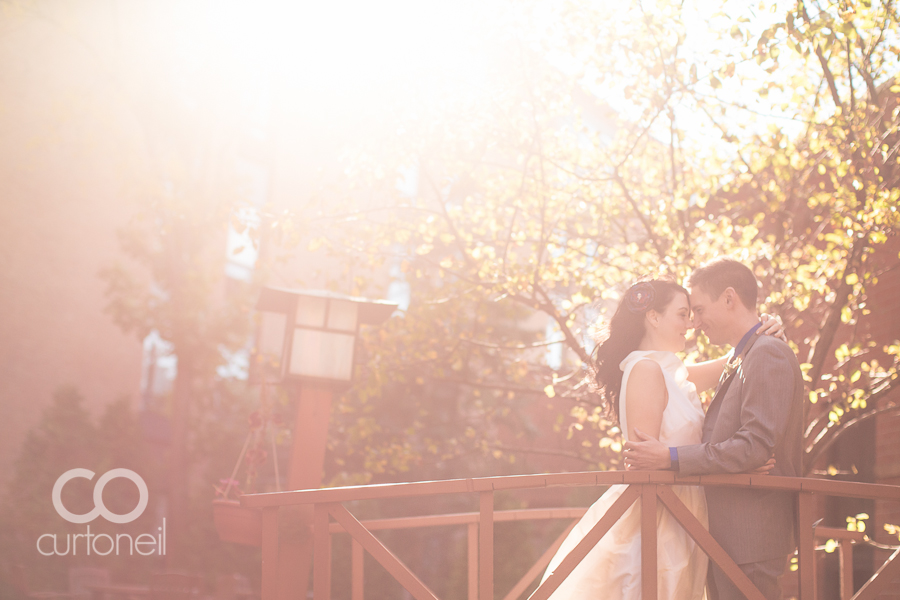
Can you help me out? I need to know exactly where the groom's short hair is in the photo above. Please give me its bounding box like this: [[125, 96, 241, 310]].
[[687, 258, 758, 310]]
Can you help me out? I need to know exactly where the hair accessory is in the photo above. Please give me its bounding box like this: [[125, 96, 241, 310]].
[[625, 282, 655, 313]]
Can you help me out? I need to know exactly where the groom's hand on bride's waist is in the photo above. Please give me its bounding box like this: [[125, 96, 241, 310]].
[[622, 429, 672, 470], [743, 455, 776, 475]]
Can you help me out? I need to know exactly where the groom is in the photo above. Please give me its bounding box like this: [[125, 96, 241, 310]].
[[623, 258, 804, 600]]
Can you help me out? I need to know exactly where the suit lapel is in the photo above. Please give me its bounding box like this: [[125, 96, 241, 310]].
[[712, 370, 736, 401], [708, 333, 762, 411], [706, 370, 736, 430]]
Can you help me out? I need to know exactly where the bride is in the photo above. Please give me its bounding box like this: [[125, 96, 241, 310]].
[[540, 279, 780, 599]]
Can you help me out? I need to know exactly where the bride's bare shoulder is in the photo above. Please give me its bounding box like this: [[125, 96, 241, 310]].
[[628, 358, 664, 377], [626, 359, 667, 396]]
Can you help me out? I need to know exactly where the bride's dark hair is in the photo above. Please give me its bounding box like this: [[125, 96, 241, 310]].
[[590, 279, 689, 424]]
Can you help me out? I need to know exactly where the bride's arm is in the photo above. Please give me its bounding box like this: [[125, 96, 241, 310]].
[[624, 360, 668, 440], [685, 313, 787, 392], [686, 358, 728, 393], [621, 361, 670, 470]]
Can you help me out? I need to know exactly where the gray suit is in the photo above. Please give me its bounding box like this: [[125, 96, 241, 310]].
[[677, 334, 805, 598]]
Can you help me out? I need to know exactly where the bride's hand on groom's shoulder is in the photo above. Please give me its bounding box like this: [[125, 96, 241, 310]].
[[758, 313, 787, 342]]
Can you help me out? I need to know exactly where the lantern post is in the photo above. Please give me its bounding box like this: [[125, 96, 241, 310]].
[[253, 287, 396, 599]]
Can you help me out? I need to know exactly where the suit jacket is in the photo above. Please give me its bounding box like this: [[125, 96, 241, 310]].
[[677, 334, 805, 564]]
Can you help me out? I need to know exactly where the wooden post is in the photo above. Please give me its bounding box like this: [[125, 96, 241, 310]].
[[479, 491, 494, 600], [797, 492, 816, 600], [280, 383, 335, 600], [640, 485, 657, 600]]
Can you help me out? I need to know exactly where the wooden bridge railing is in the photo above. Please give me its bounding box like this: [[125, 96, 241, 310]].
[[326, 506, 587, 600], [241, 471, 900, 600]]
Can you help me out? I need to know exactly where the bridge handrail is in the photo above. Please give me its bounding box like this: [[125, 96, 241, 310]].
[[241, 470, 900, 508]]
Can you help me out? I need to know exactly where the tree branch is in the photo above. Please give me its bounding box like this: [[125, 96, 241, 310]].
[[806, 235, 867, 385], [535, 285, 591, 365], [804, 376, 900, 473], [611, 167, 667, 260]]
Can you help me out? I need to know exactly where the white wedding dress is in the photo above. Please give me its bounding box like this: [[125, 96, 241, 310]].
[[541, 351, 709, 599]]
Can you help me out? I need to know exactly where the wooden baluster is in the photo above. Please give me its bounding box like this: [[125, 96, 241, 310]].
[[839, 539, 853, 600], [352, 538, 364, 600], [641, 485, 658, 600], [480, 491, 494, 600], [313, 504, 332, 600], [468, 522, 478, 600], [797, 492, 816, 600], [261, 507, 279, 600]]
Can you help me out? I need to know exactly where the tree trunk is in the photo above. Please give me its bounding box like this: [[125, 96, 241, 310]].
[[167, 353, 192, 567]]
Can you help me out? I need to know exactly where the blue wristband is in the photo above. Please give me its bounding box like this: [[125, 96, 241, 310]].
[[669, 447, 679, 472]]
